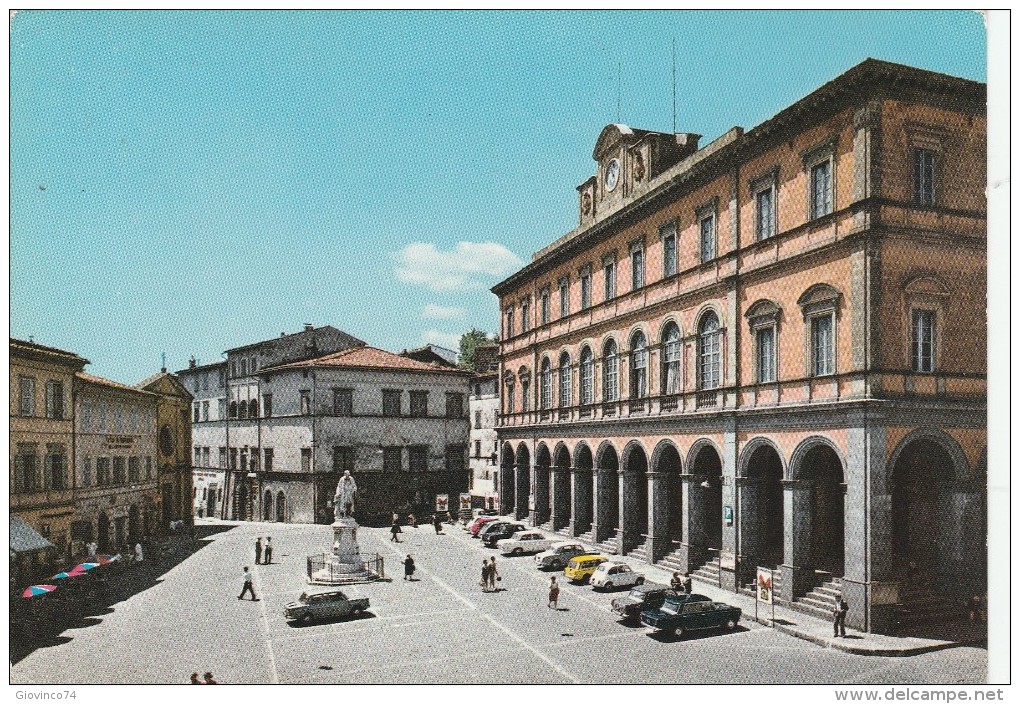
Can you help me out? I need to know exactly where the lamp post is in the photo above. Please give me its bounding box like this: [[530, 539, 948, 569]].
[[247, 471, 257, 522]]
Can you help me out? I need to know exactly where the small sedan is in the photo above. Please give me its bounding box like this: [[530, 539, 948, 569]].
[[478, 520, 512, 541], [469, 516, 502, 537], [563, 554, 609, 584], [640, 596, 742, 637], [283, 590, 369, 624], [497, 531, 553, 556], [611, 587, 707, 622], [534, 542, 593, 571], [482, 522, 527, 548], [590, 562, 645, 591]]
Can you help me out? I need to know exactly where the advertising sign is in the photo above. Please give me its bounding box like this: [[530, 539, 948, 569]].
[[756, 567, 774, 604], [459, 493, 472, 511], [723, 505, 733, 526], [719, 551, 736, 571], [435, 494, 449, 512]]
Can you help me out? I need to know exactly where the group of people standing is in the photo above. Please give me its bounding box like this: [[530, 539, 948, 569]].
[[254, 537, 273, 565], [480, 557, 500, 592]]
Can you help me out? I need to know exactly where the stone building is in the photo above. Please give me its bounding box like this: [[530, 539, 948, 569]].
[[468, 344, 500, 504], [10, 338, 89, 565], [136, 370, 194, 532], [492, 59, 985, 634]]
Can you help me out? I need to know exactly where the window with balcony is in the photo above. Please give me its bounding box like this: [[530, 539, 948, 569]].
[[698, 312, 721, 390], [661, 323, 681, 395], [540, 357, 553, 410], [558, 352, 572, 409], [630, 332, 647, 399], [579, 346, 594, 406], [410, 390, 428, 417], [603, 339, 619, 402]]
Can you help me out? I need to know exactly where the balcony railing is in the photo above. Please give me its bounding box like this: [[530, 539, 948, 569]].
[[628, 399, 646, 414], [696, 390, 718, 408], [661, 395, 680, 412]]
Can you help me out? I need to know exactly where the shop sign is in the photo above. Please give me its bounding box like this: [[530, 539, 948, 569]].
[[459, 493, 472, 511], [106, 435, 136, 450], [756, 567, 774, 604], [435, 494, 449, 512]]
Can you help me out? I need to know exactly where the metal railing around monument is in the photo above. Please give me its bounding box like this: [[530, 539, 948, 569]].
[[306, 553, 385, 581]]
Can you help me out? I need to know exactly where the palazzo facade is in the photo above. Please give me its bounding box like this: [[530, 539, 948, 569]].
[[492, 60, 986, 634]]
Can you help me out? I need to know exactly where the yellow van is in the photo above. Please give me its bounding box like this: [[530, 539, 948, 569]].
[[563, 554, 609, 584]]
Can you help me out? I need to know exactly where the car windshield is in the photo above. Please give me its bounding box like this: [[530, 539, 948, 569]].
[[660, 603, 679, 615]]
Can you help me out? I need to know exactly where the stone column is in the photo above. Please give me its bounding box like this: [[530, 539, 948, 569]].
[[677, 474, 705, 573], [592, 469, 613, 544], [720, 421, 739, 589], [736, 476, 762, 586], [780, 479, 815, 603], [617, 468, 628, 553], [646, 471, 667, 563], [550, 466, 568, 531], [847, 422, 891, 633]]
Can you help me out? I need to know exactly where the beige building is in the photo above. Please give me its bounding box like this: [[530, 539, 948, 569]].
[[136, 371, 194, 532], [10, 338, 89, 565]]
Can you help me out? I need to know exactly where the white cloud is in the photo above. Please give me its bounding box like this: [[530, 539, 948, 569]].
[[422, 303, 466, 320], [421, 329, 462, 352], [394, 241, 525, 292]]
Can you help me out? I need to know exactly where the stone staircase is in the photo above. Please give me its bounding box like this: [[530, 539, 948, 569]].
[[595, 535, 620, 555], [794, 578, 843, 619], [691, 557, 721, 586], [626, 539, 649, 563], [574, 529, 595, 545], [738, 569, 784, 600]]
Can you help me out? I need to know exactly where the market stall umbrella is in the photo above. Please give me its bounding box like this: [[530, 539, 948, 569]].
[[94, 554, 120, 564], [77, 562, 100, 571], [51, 565, 88, 580], [22, 584, 56, 598]]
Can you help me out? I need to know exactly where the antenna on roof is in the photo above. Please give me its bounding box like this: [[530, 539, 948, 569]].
[[672, 37, 677, 133], [161, 351, 166, 373], [617, 60, 622, 123]]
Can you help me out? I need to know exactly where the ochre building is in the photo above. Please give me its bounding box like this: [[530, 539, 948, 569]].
[[491, 59, 986, 634]]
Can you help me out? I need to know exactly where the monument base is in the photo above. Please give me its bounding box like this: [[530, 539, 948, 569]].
[[306, 517, 381, 585]]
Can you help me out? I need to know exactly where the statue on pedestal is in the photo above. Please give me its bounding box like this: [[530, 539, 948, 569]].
[[333, 470, 358, 521]]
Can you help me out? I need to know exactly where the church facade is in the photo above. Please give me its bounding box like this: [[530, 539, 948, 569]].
[[492, 60, 986, 634]]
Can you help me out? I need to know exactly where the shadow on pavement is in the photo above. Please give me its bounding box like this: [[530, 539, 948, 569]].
[[646, 625, 750, 643], [10, 524, 236, 665], [286, 611, 377, 628]]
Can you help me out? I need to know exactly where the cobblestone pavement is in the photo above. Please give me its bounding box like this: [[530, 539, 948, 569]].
[[10, 520, 987, 684]]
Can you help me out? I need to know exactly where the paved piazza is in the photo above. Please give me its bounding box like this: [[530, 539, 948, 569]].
[[11, 521, 986, 685]]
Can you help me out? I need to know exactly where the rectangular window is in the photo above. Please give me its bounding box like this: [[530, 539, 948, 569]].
[[445, 445, 467, 473], [219, 447, 227, 468], [911, 309, 936, 373], [383, 447, 402, 473], [218, 399, 226, 419], [128, 456, 140, 482], [662, 225, 677, 277], [521, 298, 530, 332], [408, 446, 428, 473], [82, 457, 92, 487], [810, 160, 833, 219], [300, 391, 311, 416], [262, 448, 274, 472], [229, 448, 238, 471], [603, 259, 616, 300], [44, 447, 66, 490], [559, 277, 569, 318], [474, 383, 482, 398], [580, 266, 592, 309], [300, 448, 312, 472], [262, 393, 273, 418], [202, 447, 210, 467], [382, 390, 402, 417], [474, 410, 482, 429], [445, 393, 464, 418], [505, 306, 515, 338], [45, 381, 64, 419], [811, 315, 834, 376], [699, 214, 716, 264], [520, 378, 530, 412], [409, 390, 428, 417], [218, 368, 226, 387], [193, 403, 200, 423], [631, 245, 644, 289], [201, 401, 210, 422], [474, 439, 482, 458], [915, 148, 936, 206], [505, 380, 515, 414], [756, 327, 777, 383], [19, 376, 36, 416], [96, 457, 110, 486], [332, 446, 354, 474], [332, 388, 353, 416], [756, 186, 775, 240], [540, 288, 550, 325], [113, 457, 126, 484]]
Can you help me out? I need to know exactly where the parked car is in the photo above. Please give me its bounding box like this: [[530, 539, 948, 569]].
[[283, 590, 369, 624], [469, 516, 502, 537], [497, 531, 554, 556], [611, 586, 707, 622], [640, 596, 741, 637], [482, 522, 527, 547], [471, 508, 499, 518], [590, 562, 645, 590], [563, 554, 609, 583], [534, 542, 593, 570], [478, 520, 512, 540]]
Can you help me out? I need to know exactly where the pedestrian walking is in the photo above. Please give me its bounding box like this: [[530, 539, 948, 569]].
[[134, 542, 144, 563], [833, 598, 849, 637], [255, 537, 263, 565], [391, 520, 402, 542], [87, 541, 98, 559], [480, 559, 491, 592], [488, 557, 500, 592], [264, 537, 273, 565], [403, 554, 415, 581], [407, 513, 417, 528], [237, 566, 258, 601], [433, 514, 443, 535], [548, 576, 560, 609], [203, 672, 218, 684], [682, 573, 693, 595], [190, 673, 202, 684]]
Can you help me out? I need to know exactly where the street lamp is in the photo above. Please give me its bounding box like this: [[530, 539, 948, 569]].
[[247, 471, 257, 521]]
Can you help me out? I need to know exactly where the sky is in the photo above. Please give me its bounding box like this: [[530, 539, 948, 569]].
[[9, 10, 988, 383]]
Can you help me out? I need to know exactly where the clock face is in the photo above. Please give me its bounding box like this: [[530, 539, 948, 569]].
[[605, 158, 620, 192]]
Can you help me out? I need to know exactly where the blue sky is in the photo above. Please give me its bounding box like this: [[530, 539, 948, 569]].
[[10, 10, 987, 383]]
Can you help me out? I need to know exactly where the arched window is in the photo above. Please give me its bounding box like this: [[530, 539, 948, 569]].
[[662, 322, 681, 395], [540, 357, 552, 410], [579, 347, 594, 405], [248, 399, 258, 418], [228, 401, 238, 419], [276, 491, 286, 523], [630, 331, 647, 398], [698, 312, 721, 390], [504, 376, 515, 414], [238, 399, 248, 419], [519, 369, 531, 413], [603, 339, 619, 402], [558, 352, 572, 408]]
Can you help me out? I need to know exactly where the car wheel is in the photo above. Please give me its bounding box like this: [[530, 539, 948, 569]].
[[635, 577, 645, 586], [552, 560, 562, 570], [512, 547, 523, 556], [300, 613, 312, 625], [674, 625, 686, 638], [725, 618, 736, 630], [604, 582, 613, 591], [352, 606, 364, 617]]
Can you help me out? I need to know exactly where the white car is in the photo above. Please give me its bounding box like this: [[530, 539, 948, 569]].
[[590, 562, 646, 591], [534, 542, 592, 570], [497, 531, 553, 556]]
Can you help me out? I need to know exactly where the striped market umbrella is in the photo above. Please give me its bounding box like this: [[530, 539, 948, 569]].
[[51, 565, 88, 580], [94, 554, 120, 564], [22, 584, 57, 598], [77, 562, 100, 571]]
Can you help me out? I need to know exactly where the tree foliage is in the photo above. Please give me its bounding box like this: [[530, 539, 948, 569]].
[[458, 328, 496, 372]]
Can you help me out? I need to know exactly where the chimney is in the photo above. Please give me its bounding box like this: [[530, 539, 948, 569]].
[[304, 323, 313, 332], [189, 355, 196, 369]]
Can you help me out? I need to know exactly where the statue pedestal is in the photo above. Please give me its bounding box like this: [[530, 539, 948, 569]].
[[307, 516, 381, 585]]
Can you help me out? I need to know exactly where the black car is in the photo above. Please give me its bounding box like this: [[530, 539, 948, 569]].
[[612, 586, 705, 622], [482, 522, 527, 547]]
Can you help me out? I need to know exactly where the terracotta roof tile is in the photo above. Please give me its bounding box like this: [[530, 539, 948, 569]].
[[265, 346, 471, 375], [77, 372, 158, 396]]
